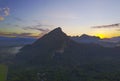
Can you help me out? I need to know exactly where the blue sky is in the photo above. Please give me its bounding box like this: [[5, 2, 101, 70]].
[[0, 0, 120, 38]]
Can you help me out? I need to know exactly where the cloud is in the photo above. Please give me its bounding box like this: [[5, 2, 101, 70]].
[[0, 32, 37, 38], [36, 23, 54, 27], [3, 7, 10, 16], [22, 24, 53, 38], [0, 22, 52, 38], [23, 23, 52, 32], [23, 26, 50, 37], [13, 33, 32, 37], [0, 7, 10, 21], [0, 46, 22, 55], [23, 26, 49, 32], [92, 23, 120, 28]]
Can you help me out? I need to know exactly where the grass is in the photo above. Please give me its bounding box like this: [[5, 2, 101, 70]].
[[0, 64, 8, 81]]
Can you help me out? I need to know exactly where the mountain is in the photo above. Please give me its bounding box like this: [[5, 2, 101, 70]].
[[8, 27, 120, 81], [71, 34, 120, 47], [79, 34, 100, 40], [14, 27, 70, 66], [32, 27, 68, 47], [19, 27, 69, 52], [71, 34, 100, 43]]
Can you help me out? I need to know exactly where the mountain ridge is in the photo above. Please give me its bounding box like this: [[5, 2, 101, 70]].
[[71, 34, 120, 47]]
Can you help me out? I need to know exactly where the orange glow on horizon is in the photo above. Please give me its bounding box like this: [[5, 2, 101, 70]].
[[94, 33, 108, 39], [92, 33, 120, 39]]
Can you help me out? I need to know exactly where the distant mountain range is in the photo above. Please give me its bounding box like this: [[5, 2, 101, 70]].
[[71, 34, 120, 47], [103, 36, 120, 43]]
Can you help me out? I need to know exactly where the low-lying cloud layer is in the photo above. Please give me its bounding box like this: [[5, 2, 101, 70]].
[[0, 46, 22, 55]]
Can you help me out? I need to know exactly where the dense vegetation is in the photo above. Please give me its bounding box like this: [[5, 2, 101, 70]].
[[8, 64, 120, 81], [0, 64, 8, 81]]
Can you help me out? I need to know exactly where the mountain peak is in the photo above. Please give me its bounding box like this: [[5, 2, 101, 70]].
[[32, 27, 68, 46], [48, 27, 63, 34], [43, 27, 65, 37], [80, 34, 90, 38], [53, 27, 62, 31]]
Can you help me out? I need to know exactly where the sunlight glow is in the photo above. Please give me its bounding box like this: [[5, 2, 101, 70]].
[[95, 33, 106, 39]]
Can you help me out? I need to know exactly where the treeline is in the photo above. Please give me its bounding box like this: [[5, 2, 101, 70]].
[[8, 64, 120, 81]]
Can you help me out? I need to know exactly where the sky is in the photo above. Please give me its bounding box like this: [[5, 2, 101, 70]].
[[0, 0, 120, 38]]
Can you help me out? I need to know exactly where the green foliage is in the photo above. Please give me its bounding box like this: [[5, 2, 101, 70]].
[[7, 65, 120, 81], [0, 64, 8, 81]]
